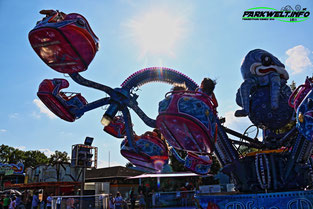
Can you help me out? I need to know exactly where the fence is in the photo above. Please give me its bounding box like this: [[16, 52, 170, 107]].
[[51, 194, 109, 209], [153, 191, 196, 207]]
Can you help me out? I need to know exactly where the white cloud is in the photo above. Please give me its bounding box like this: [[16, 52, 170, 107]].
[[12, 146, 55, 156], [223, 110, 264, 141], [33, 99, 57, 119], [97, 160, 123, 168], [285, 45, 312, 74], [59, 131, 74, 137], [38, 148, 55, 157], [15, 146, 26, 151], [9, 113, 19, 119], [0, 129, 7, 133], [31, 111, 41, 119], [224, 111, 252, 133]]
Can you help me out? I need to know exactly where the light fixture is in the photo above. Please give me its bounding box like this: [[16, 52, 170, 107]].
[[101, 115, 112, 127], [100, 103, 119, 127]]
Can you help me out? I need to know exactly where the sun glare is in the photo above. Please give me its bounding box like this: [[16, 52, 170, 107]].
[[127, 9, 188, 57]]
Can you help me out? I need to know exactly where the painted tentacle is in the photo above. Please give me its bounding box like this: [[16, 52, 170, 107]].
[[235, 78, 256, 117], [281, 81, 292, 97], [235, 88, 243, 108], [269, 73, 281, 109], [70, 72, 115, 96], [127, 101, 156, 128], [121, 67, 199, 91], [121, 107, 137, 152]]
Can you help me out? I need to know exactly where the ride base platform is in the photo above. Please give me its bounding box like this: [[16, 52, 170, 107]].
[[196, 190, 313, 208]]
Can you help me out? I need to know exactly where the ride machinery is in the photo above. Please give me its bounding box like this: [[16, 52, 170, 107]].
[[29, 10, 313, 208]]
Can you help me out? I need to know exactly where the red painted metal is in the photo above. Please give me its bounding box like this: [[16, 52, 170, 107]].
[[29, 11, 99, 73]]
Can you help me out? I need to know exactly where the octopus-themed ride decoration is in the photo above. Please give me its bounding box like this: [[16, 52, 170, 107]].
[[235, 49, 293, 129], [103, 116, 126, 138], [120, 131, 169, 172], [30, 10, 207, 173], [37, 78, 87, 122], [30, 10, 313, 208], [294, 78, 313, 142], [156, 90, 217, 154], [29, 10, 99, 74]]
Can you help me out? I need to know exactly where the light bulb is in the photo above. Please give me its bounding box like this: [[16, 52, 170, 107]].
[[101, 115, 112, 127]]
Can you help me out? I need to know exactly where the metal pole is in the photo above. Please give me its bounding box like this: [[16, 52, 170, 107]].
[[109, 151, 110, 168], [157, 177, 160, 190], [80, 166, 86, 209], [0, 175, 3, 190]]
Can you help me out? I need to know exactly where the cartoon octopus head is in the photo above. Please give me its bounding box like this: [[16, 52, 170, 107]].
[[241, 49, 289, 80]]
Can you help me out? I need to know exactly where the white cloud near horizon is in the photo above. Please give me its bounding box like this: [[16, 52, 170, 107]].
[[33, 99, 57, 119], [285, 45, 312, 75], [31, 111, 41, 119], [15, 146, 26, 151], [38, 148, 55, 157], [9, 113, 19, 119], [12, 146, 55, 157], [224, 110, 264, 141], [224, 111, 252, 134], [0, 129, 7, 133], [97, 159, 123, 168]]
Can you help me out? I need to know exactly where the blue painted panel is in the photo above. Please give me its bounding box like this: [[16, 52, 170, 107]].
[[196, 190, 313, 209]]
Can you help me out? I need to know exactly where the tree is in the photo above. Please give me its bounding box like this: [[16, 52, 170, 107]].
[[169, 149, 188, 172], [0, 144, 70, 168], [125, 162, 134, 168], [290, 80, 297, 91], [209, 155, 221, 175], [0, 145, 27, 165], [49, 150, 70, 165], [238, 146, 259, 158], [0, 144, 18, 163], [23, 150, 49, 168]]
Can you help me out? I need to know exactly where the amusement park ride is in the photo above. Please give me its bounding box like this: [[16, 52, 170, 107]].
[[29, 10, 313, 208]]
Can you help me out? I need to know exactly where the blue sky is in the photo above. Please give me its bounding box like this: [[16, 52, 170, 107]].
[[0, 0, 312, 168]]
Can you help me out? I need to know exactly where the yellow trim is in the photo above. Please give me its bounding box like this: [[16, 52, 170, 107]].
[[246, 149, 284, 157]]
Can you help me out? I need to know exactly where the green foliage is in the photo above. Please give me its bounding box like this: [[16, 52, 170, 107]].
[[290, 80, 297, 91], [238, 146, 259, 157], [0, 144, 69, 168], [210, 155, 221, 175], [23, 150, 49, 168], [0, 144, 19, 163], [49, 150, 70, 165], [169, 149, 188, 172], [199, 155, 221, 185], [125, 162, 134, 168]]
